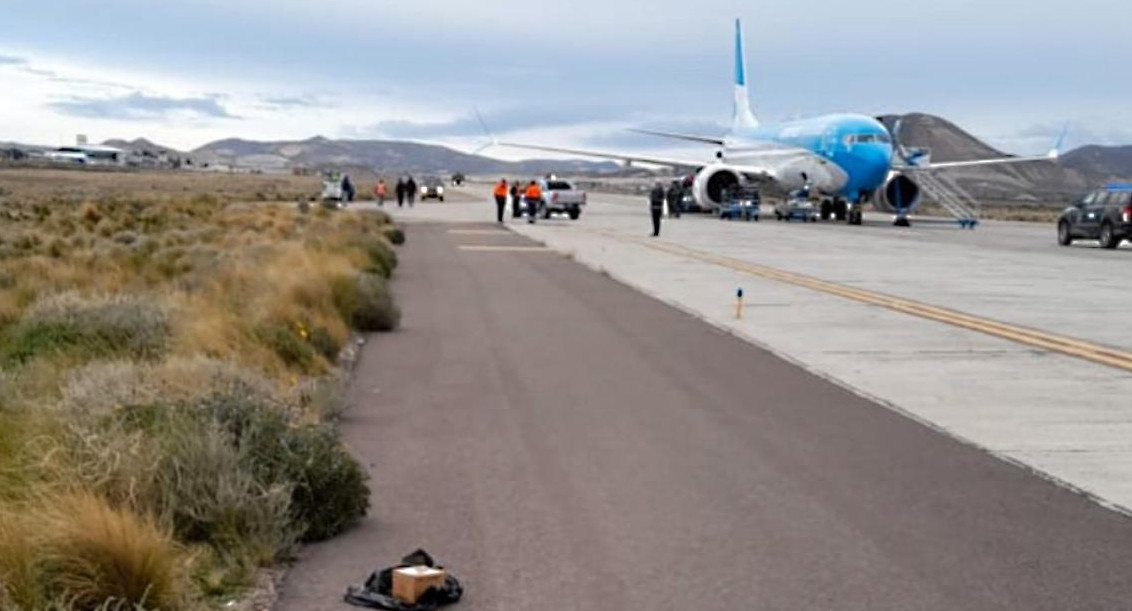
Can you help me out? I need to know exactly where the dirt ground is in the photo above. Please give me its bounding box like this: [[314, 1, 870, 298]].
[[0, 166, 389, 203]]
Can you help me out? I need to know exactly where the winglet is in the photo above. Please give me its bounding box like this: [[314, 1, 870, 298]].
[[1047, 122, 1069, 160], [471, 107, 498, 155], [474, 107, 498, 146]]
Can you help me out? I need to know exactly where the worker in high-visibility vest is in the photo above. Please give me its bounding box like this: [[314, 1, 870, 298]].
[[492, 179, 508, 223], [524, 181, 542, 224]]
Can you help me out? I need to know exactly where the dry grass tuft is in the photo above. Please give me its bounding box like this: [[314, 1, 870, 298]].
[[42, 492, 190, 611], [0, 172, 405, 608], [0, 493, 191, 611]]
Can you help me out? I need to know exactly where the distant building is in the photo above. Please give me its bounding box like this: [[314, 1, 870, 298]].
[[44, 143, 126, 166]]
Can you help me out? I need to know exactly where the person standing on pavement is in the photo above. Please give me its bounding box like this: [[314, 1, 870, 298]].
[[492, 178, 508, 223], [509, 182, 521, 218], [374, 179, 387, 206], [405, 176, 418, 207], [649, 182, 666, 237], [524, 180, 542, 224], [341, 174, 355, 203], [666, 180, 682, 219], [395, 178, 406, 207]]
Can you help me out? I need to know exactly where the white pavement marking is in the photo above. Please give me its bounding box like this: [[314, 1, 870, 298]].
[[447, 229, 511, 235], [458, 245, 549, 252]]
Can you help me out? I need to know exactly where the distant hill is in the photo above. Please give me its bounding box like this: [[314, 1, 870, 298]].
[[880, 113, 1132, 202], [191, 136, 619, 175], [102, 138, 182, 155], [1060, 145, 1132, 183]]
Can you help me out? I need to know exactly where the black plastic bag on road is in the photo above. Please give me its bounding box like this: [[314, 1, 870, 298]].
[[345, 549, 464, 611]]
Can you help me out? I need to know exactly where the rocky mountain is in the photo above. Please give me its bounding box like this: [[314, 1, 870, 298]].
[[191, 136, 619, 175], [882, 114, 1132, 202]]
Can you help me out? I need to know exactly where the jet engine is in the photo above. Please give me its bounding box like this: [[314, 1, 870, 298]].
[[874, 174, 921, 213], [692, 165, 741, 209]]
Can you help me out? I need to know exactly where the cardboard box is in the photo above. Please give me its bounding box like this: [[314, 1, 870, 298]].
[[392, 566, 447, 604]]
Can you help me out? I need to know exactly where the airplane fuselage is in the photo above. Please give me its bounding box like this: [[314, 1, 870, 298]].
[[724, 113, 894, 202]]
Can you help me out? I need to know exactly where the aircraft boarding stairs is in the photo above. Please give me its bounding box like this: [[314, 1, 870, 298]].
[[917, 170, 981, 229], [894, 142, 982, 229]]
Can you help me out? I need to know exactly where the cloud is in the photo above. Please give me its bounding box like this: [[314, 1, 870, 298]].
[[260, 94, 330, 109], [0, 55, 134, 90], [49, 92, 238, 121]]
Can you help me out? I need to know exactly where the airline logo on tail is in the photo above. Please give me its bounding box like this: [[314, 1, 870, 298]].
[[732, 19, 759, 134]]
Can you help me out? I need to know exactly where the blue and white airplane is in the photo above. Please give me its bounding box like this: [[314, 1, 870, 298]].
[[503, 19, 1060, 226]]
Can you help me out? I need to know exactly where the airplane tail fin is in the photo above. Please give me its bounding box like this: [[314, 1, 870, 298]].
[[731, 18, 759, 134]]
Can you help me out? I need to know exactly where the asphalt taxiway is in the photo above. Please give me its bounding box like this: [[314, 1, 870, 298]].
[[389, 187, 1132, 514]]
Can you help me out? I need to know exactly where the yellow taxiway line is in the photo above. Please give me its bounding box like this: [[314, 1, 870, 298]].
[[603, 229, 1132, 373]]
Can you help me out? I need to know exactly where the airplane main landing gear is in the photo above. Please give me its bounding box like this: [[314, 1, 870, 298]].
[[833, 198, 848, 221], [820, 199, 849, 222]]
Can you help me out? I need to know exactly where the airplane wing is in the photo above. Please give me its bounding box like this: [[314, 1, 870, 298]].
[[892, 123, 1065, 171], [498, 141, 705, 169], [627, 128, 726, 146], [499, 140, 822, 186], [895, 149, 1059, 171]]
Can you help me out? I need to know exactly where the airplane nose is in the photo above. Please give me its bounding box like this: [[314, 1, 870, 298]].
[[865, 143, 894, 183]]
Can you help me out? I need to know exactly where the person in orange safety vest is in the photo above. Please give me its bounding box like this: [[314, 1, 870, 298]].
[[523, 181, 542, 224], [492, 179, 508, 223]]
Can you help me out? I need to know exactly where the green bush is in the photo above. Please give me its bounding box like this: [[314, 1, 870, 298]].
[[1, 294, 169, 365], [382, 225, 405, 246], [331, 274, 400, 333], [356, 239, 397, 278], [149, 419, 296, 558], [196, 388, 369, 542]]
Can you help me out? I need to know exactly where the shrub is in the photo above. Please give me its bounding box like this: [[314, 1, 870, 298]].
[[382, 225, 405, 246], [196, 388, 369, 542], [1, 294, 169, 365], [308, 326, 340, 362], [148, 418, 296, 561], [282, 425, 368, 541], [333, 274, 400, 333], [255, 323, 318, 373], [41, 492, 190, 611], [356, 239, 397, 278], [60, 358, 279, 418]]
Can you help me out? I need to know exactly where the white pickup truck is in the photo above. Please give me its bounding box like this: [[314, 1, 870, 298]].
[[537, 178, 586, 220]]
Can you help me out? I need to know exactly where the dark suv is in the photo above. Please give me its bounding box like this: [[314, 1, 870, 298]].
[[1058, 185, 1132, 249]]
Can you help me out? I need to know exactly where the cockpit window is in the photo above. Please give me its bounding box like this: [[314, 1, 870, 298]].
[[845, 133, 892, 145]]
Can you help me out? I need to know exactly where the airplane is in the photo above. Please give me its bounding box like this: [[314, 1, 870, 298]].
[[496, 19, 1061, 227]]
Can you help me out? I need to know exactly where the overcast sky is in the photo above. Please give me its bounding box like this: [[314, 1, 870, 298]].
[[1, 0, 1129, 158]]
